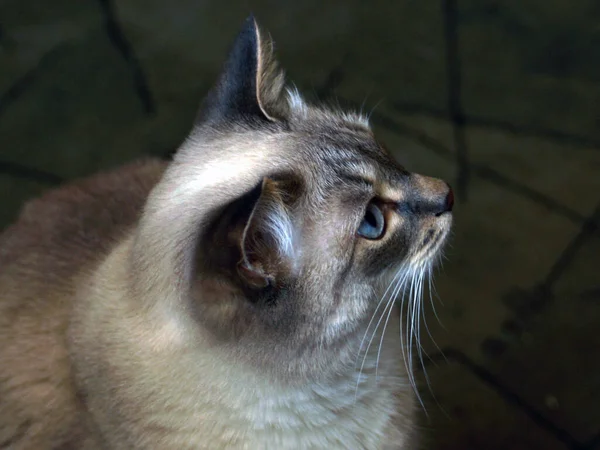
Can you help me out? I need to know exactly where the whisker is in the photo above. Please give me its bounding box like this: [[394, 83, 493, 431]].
[[398, 278, 410, 397], [354, 255, 446, 415], [427, 265, 444, 327], [427, 267, 450, 367], [415, 269, 433, 418], [374, 296, 396, 381], [420, 265, 451, 417], [359, 89, 374, 118], [354, 266, 408, 401], [406, 267, 427, 412], [374, 269, 411, 380], [355, 296, 393, 401], [359, 270, 410, 378], [412, 267, 429, 415], [366, 98, 384, 121], [416, 267, 437, 351], [355, 265, 405, 366], [425, 266, 447, 359]]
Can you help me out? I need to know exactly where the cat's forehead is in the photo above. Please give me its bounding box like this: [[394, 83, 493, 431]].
[[289, 111, 406, 182]]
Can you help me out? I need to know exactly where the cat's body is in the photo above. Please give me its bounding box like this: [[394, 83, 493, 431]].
[[0, 160, 167, 449], [0, 17, 452, 449], [0, 159, 410, 449]]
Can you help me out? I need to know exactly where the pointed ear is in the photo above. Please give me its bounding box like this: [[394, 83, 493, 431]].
[[238, 177, 299, 289], [197, 15, 289, 125]]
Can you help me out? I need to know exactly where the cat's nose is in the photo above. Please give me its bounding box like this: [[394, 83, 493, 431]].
[[437, 183, 454, 216], [396, 177, 454, 217], [421, 182, 453, 217]]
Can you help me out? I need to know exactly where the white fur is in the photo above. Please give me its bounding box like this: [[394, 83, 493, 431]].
[[264, 201, 297, 263], [169, 143, 269, 208], [285, 86, 370, 128], [286, 86, 307, 116], [341, 110, 370, 128], [134, 137, 283, 301], [154, 347, 403, 449]]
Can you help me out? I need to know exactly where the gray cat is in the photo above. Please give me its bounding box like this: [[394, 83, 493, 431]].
[[0, 16, 453, 449]]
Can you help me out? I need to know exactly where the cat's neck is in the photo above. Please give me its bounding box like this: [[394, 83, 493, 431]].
[[70, 236, 410, 448]]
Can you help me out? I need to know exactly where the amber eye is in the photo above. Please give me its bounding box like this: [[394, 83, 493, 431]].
[[357, 202, 385, 240]]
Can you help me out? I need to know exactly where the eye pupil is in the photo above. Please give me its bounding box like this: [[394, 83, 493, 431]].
[[357, 202, 385, 240], [365, 210, 377, 227]]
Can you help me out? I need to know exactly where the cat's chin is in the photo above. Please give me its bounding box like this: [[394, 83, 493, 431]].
[[411, 213, 453, 269]]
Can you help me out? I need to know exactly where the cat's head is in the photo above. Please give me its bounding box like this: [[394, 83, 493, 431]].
[[136, 16, 453, 380]]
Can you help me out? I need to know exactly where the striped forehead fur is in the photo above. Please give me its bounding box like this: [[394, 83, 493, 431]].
[[285, 87, 370, 130]]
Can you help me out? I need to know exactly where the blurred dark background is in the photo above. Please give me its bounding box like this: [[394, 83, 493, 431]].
[[1, 1, 599, 449]]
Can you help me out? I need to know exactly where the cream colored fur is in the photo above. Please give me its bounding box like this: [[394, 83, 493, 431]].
[[70, 237, 412, 449]]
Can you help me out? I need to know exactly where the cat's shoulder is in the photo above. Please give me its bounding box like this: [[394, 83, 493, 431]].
[[0, 157, 167, 275], [17, 158, 166, 234], [0, 159, 167, 449]]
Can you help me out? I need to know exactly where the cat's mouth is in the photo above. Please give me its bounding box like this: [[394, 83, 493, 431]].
[[410, 213, 452, 268]]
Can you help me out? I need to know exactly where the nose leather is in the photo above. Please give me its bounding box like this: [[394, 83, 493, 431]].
[[396, 183, 454, 216], [436, 184, 454, 216]]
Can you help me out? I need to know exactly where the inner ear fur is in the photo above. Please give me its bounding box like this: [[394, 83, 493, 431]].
[[238, 176, 302, 289], [197, 175, 302, 290]]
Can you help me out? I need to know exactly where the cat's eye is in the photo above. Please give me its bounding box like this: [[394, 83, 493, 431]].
[[357, 202, 385, 240]]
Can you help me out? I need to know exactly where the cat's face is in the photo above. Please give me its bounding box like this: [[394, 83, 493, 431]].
[[143, 17, 452, 380]]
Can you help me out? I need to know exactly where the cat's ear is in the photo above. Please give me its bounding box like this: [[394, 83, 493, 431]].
[[197, 15, 288, 126], [238, 177, 299, 289]]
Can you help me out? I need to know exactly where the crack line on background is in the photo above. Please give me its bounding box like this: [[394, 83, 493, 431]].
[[422, 348, 584, 450], [0, 161, 63, 185], [541, 201, 600, 291], [442, 0, 470, 202], [97, 0, 156, 115], [0, 46, 63, 118], [391, 100, 600, 150]]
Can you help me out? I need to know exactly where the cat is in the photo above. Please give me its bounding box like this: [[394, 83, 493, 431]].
[[0, 16, 453, 450]]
